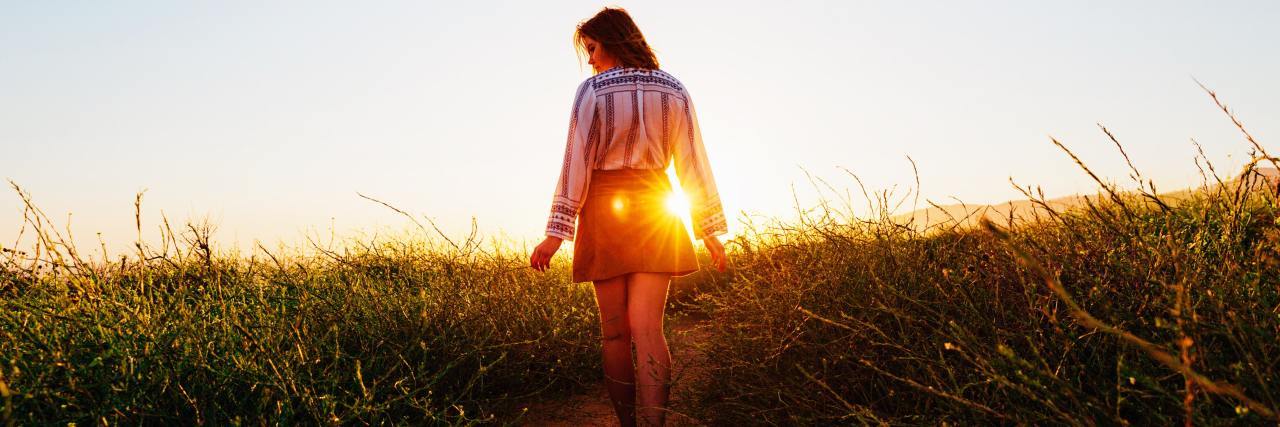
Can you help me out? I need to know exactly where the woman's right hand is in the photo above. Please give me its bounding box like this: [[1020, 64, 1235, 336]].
[[530, 236, 563, 272], [703, 235, 727, 272]]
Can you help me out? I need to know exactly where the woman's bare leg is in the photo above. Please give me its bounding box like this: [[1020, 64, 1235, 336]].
[[593, 274, 636, 427], [626, 272, 673, 426]]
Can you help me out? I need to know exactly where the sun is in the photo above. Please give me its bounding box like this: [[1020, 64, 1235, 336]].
[[663, 166, 698, 238], [665, 190, 691, 222]]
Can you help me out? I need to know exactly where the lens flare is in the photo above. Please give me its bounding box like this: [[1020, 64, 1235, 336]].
[[665, 192, 691, 224]]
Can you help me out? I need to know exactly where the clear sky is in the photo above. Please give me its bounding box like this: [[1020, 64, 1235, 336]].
[[3, 1, 1278, 260]]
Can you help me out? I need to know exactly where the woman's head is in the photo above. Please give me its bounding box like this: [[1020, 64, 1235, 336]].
[[575, 7, 659, 73]]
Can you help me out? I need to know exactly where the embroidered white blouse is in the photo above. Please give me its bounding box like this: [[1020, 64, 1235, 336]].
[[545, 66, 727, 242]]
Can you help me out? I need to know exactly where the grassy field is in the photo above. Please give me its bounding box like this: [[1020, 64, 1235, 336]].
[[682, 169, 1280, 425], [674, 94, 1280, 424], [4, 97, 1279, 425], [0, 209, 605, 424]]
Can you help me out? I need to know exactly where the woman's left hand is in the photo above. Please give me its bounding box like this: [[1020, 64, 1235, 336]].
[[530, 236, 563, 272], [704, 235, 727, 272]]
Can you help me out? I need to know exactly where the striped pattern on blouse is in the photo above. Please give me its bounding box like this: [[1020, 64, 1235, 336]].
[[546, 66, 727, 242]]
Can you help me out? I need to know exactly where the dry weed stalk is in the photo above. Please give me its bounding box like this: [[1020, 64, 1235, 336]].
[[982, 217, 1275, 421]]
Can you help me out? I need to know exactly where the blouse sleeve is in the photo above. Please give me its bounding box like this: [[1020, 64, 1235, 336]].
[[545, 78, 599, 242], [673, 88, 728, 240]]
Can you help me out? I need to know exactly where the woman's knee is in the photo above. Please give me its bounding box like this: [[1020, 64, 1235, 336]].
[[593, 276, 631, 342], [600, 312, 632, 342], [628, 318, 663, 342]]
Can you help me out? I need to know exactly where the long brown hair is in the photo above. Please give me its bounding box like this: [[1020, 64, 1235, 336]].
[[574, 7, 660, 71]]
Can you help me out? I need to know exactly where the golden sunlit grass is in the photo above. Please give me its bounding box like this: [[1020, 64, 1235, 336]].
[[676, 86, 1280, 424], [0, 195, 605, 424], [2, 86, 1278, 425]]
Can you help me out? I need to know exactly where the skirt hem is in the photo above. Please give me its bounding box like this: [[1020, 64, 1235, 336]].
[[573, 267, 699, 284]]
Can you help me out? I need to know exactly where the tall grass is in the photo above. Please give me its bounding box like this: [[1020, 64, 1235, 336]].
[[0, 194, 602, 424], [682, 87, 1280, 424]]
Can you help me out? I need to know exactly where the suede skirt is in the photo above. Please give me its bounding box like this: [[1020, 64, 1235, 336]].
[[572, 168, 699, 283]]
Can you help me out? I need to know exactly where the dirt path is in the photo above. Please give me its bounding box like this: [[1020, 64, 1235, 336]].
[[518, 312, 712, 426]]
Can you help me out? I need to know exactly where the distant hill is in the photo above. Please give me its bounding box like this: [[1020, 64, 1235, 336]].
[[892, 168, 1279, 230]]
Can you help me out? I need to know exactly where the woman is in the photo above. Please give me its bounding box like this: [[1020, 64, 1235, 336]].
[[528, 7, 728, 427]]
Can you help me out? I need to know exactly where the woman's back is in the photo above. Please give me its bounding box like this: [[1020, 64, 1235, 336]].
[[581, 66, 693, 170], [547, 65, 727, 242]]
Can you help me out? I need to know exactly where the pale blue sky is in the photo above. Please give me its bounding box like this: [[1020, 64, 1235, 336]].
[[3, 1, 1278, 259]]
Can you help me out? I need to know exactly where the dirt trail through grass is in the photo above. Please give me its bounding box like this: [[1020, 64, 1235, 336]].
[[519, 312, 711, 426]]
